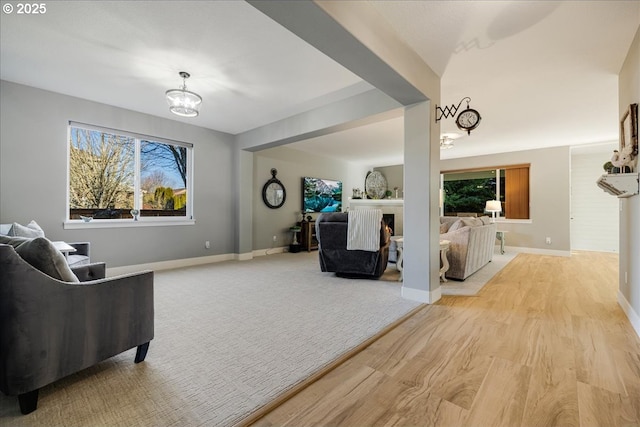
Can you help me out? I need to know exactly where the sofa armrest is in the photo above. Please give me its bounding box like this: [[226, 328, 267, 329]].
[[71, 262, 106, 281], [0, 267, 154, 396], [69, 242, 90, 257]]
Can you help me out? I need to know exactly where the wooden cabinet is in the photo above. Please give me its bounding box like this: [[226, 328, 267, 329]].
[[299, 220, 318, 251]]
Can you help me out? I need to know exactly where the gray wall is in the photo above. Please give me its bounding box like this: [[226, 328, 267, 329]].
[[441, 146, 571, 252], [0, 80, 236, 267], [618, 26, 640, 322], [252, 146, 369, 251], [375, 147, 572, 252]]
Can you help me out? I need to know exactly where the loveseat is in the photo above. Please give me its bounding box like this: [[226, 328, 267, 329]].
[[440, 216, 497, 280]]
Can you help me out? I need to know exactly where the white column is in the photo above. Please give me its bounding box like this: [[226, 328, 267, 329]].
[[402, 101, 441, 303]]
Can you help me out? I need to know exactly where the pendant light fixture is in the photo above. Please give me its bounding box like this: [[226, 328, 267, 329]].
[[166, 71, 202, 118], [440, 135, 455, 149]]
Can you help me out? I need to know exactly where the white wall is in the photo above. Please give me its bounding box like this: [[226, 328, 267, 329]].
[[0, 81, 236, 267], [570, 143, 619, 252], [618, 26, 640, 335]]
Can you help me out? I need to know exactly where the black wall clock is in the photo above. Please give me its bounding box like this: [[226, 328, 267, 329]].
[[456, 108, 482, 135], [262, 168, 286, 209]]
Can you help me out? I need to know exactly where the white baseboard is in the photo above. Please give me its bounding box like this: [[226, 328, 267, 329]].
[[402, 285, 441, 304], [618, 291, 640, 339], [504, 246, 571, 257], [106, 248, 291, 276], [236, 252, 254, 261], [107, 253, 236, 276], [252, 246, 287, 257]]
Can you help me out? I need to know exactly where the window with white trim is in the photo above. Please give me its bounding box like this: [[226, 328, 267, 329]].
[[441, 164, 530, 219], [67, 122, 193, 221]]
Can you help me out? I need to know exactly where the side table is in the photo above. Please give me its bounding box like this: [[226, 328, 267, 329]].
[[393, 237, 404, 282], [439, 240, 450, 282], [496, 230, 508, 254], [52, 241, 77, 260]]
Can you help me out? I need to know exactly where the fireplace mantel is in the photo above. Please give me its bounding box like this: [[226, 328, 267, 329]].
[[348, 198, 404, 208], [348, 198, 404, 234]]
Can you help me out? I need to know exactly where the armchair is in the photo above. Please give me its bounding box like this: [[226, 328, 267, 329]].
[[0, 243, 154, 414], [316, 212, 390, 279]]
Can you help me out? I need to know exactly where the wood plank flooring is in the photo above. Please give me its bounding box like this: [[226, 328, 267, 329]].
[[248, 252, 640, 427]]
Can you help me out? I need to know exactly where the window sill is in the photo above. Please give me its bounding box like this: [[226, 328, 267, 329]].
[[63, 219, 195, 229], [494, 218, 532, 224]]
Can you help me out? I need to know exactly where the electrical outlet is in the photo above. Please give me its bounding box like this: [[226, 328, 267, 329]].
[[272, 235, 277, 242], [545, 237, 551, 245], [205, 241, 210, 249]]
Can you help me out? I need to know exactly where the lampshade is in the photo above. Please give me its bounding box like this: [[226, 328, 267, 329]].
[[485, 200, 502, 212], [166, 71, 202, 118]]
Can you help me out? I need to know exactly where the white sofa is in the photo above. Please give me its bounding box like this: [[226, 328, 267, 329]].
[[440, 216, 496, 280]]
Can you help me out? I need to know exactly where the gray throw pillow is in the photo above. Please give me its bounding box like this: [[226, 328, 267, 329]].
[[0, 234, 32, 248], [8, 221, 45, 238], [14, 237, 79, 282], [479, 216, 492, 225]]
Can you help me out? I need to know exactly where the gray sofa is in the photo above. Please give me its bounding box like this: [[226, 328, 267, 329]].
[[440, 216, 497, 280], [0, 239, 154, 414], [0, 221, 90, 266], [316, 212, 390, 279]]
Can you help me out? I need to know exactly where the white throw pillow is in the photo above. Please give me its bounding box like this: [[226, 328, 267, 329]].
[[448, 219, 465, 232], [8, 220, 45, 238]]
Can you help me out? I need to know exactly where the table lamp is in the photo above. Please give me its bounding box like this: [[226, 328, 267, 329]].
[[485, 200, 502, 222]]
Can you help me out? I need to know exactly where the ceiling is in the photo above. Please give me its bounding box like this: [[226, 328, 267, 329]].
[[1, 1, 638, 166]]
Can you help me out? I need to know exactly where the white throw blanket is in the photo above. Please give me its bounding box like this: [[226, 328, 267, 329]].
[[347, 209, 383, 251]]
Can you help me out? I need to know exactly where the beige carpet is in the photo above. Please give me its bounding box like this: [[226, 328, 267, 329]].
[[0, 252, 422, 426], [439, 250, 518, 296]]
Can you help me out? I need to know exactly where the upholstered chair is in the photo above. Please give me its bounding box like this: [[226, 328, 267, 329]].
[[0, 241, 154, 414], [316, 212, 390, 279]]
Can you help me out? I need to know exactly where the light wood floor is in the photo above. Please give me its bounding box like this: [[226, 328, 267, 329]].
[[249, 252, 640, 427]]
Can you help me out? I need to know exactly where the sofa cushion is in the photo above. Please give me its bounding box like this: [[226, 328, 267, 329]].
[[448, 219, 465, 232], [461, 217, 483, 227], [14, 237, 79, 282], [440, 222, 450, 233], [8, 220, 45, 238], [479, 216, 492, 225]]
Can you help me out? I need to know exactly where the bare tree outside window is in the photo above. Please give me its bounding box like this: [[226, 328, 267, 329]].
[[140, 141, 188, 215], [68, 125, 192, 221], [69, 128, 134, 213]]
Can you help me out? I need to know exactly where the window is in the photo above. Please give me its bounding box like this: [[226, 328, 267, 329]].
[[68, 122, 193, 222], [441, 164, 529, 219]]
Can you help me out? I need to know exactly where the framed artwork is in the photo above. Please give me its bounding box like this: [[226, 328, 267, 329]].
[[620, 103, 638, 157]]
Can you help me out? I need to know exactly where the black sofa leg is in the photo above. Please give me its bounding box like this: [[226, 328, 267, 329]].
[[134, 342, 150, 363], [18, 389, 39, 415]]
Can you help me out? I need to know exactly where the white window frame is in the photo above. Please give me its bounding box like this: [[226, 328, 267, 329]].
[[64, 122, 195, 229]]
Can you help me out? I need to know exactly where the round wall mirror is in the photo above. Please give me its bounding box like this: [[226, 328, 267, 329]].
[[262, 168, 286, 209]]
